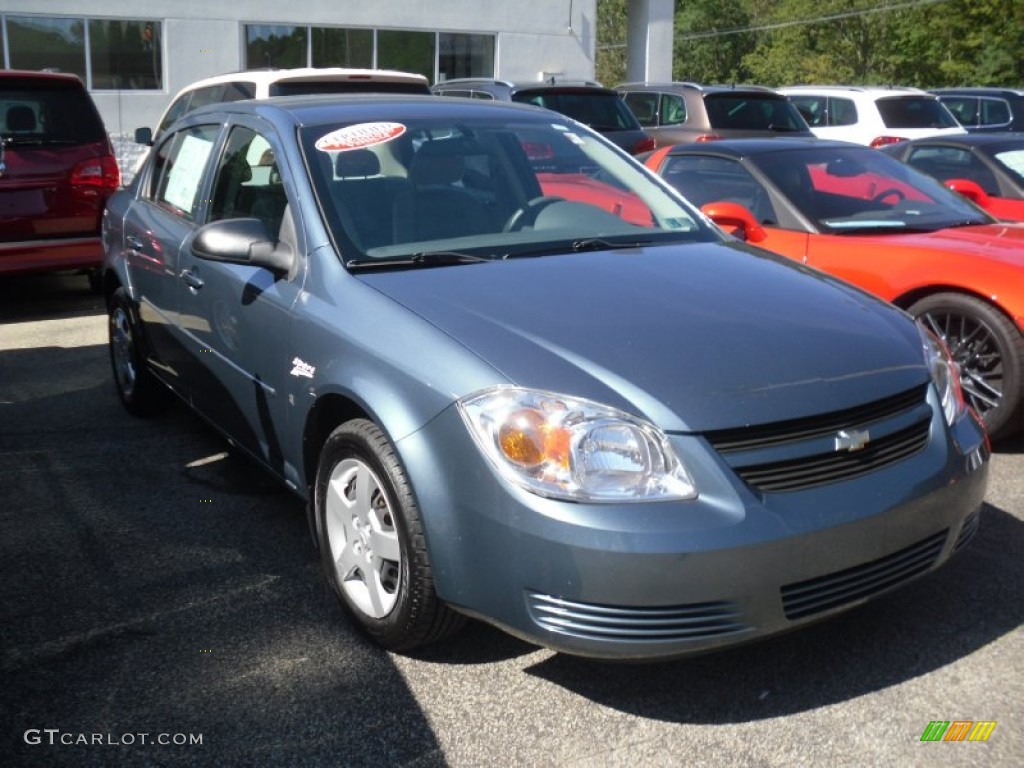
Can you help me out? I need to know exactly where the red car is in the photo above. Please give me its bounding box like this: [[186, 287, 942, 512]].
[[881, 133, 1024, 222], [645, 138, 1024, 439], [1, 70, 120, 289]]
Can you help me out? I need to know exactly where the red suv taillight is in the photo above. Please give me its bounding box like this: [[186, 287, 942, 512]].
[[869, 135, 906, 149], [71, 155, 120, 191], [631, 135, 656, 155]]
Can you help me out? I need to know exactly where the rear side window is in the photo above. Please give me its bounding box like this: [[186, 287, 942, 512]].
[[830, 98, 858, 126], [622, 92, 658, 127], [905, 145, 998, 192], [0, 77, 105, 144], [704, 94, 806, 131], [876, 97, 959, 129], [148, 125, 220, 221], [979, 97, 1012, 127]]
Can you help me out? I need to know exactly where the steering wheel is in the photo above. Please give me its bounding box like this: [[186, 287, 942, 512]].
[[871, 188, 906, 204], [503, 196, 565, 232]]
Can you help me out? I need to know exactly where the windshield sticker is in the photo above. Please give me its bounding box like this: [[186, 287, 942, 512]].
[[315, 122, 406, 152]]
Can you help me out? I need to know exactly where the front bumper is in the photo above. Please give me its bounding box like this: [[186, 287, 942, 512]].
[[399, 396, 989, 660]]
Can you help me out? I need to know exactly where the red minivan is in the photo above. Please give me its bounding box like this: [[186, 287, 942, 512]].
[[1, 70, 119, 288]]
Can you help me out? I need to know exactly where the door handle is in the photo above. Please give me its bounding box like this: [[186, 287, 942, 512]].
[[126, 235, 144, 251], [180, 268, 204, 290]]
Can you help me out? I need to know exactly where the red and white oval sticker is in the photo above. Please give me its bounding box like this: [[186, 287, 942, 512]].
[[315, 122, 406, 152]]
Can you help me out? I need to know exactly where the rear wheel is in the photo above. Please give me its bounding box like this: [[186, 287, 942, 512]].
[[910, 292, 1024, 439], [314, 419, 464, 651], [108, 287, 170, 416]]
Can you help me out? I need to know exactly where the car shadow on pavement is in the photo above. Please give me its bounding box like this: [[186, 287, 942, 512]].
[[0, 341, 449, 767], [525, 497, 1024, 723]]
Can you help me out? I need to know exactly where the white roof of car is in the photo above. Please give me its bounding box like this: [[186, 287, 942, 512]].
[[778, 85, 932, 97], [181, 67, 429, 91]]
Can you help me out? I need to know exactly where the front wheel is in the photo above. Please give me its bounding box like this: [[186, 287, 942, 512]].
[[910, 292, 1024, 439], [314, 419, 464, 651]]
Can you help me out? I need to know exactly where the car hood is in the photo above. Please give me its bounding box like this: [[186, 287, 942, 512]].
[[358, 242, 928, 432]]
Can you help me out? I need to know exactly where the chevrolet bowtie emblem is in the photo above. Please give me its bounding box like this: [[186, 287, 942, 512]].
[[835, 428, 870, 452]]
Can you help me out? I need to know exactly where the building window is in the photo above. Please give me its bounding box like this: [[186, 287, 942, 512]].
[[377, 30, 435, 83], [245, 25, 307, 69], [4, 16, 86, 80], [438, 33, 494, 81], [2, 15, 162, 90], [312, 27, 373, 68], [89, 20, 162, 90]]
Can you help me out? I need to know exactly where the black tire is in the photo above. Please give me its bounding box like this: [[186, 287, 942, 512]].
[[314, 419, 464, 651], [107, 286, 170, 417], [910, 292, 1024, 439]]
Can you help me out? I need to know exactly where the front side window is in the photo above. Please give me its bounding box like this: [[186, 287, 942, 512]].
[[905, 145, 997, 192], [149, 125, 220, 221], [88, 19, 162, 90], [210, 126, 288, 234], [939, 96, 978, 126]]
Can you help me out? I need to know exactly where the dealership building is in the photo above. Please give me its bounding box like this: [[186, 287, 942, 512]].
[[0, 0, 673, 141]]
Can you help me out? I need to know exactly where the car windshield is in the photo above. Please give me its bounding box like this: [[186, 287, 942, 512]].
[[875, 96, 960, 129], [751, 146, 991, 234], [299, 113, 711, 266], [989, 143, 1024, 187], [704, 93, 808, 132]]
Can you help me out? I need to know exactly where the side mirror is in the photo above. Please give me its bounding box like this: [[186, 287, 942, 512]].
[[945, 178, 991, 209], [701, 201, 767, 243], [191, 218, 293, 274], [133, 126, 153, 146]]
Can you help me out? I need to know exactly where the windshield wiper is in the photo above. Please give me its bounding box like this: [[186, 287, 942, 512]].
[[346, 251, 493, 271], [571, 238, 653, 252]]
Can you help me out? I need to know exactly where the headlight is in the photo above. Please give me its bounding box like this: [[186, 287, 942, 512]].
[[918, 322, 967, 426], [457, 387, 697, 502]]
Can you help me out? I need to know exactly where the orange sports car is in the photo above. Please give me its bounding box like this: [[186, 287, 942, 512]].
[[645, 138, 1024, 439]]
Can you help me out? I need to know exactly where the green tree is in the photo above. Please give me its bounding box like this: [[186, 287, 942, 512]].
[[674, 0, 753, 83]]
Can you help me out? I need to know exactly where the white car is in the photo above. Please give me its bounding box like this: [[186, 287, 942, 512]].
[[135, 67, 431, 146], [779, 85, 966, 148]]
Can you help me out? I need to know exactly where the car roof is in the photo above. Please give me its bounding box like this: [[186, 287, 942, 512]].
[[660, 137, 859, 157], [616, 81, 782, 95], [779, 85, 933, 97], [891, 131, 1024, 147], [0, 68, 86, 85], [178, 67, 429, 90], [930, 86, 1024, 97], [185, 92, 562, 127], [434, 78, 611, 94]]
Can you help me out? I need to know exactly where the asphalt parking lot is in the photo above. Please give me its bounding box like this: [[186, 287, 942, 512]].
[[1, 272, 1022, 768]]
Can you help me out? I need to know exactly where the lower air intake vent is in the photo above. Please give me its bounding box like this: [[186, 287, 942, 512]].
[[526, 593, 749, 642], [953, 510, 981, 553], [781, 530, 947, 620]]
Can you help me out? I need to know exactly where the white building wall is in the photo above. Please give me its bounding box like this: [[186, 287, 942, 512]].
[[2, 1, 598, 137]]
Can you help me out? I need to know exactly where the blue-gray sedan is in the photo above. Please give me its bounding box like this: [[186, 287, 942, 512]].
[[101, 95, 989, 660]]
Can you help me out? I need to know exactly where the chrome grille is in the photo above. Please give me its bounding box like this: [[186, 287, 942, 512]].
[[781, 530, 947, 620], [526, 593, 749, 642], [732, 418, 931, 492], [704, 384, 932, 493]]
